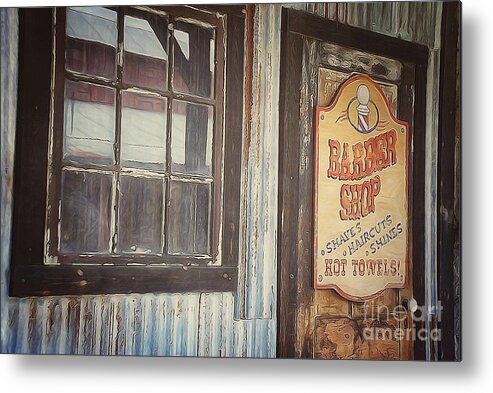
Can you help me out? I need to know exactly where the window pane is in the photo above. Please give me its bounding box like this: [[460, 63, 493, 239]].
[[59, 170, 112, 253], [172, 21, 215, 98], [63, 80, 115, 166], [171, 100, 213, 176], [118, 175, 164, 254], [123, 15, 168, 91], [66, 7, 117, 80], [121, 91, 167, 170], [168, 180, 210, 255]]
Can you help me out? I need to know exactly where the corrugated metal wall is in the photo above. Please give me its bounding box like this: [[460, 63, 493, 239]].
[[1, 3, 441, 357], [2, 293, 275, 357]]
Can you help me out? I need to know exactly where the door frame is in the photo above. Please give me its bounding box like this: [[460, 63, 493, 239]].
[[436, 1, 461, 361], [277, 7, 429, 359]]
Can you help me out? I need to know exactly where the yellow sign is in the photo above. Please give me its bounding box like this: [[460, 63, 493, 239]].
[[314, 74, 409, 301]]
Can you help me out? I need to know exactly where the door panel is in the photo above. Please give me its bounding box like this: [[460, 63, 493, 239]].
[[314, 60, 412, 360], [305, 43, 413, 360], [278, 9, 428, 360]]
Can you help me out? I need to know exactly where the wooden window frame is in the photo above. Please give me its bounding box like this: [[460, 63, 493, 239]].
[[9, 5, 245, 297]]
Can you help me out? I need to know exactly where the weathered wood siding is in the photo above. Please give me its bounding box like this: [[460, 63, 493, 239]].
[[1, 7, 19, 354], [1, 3, 441, 356]]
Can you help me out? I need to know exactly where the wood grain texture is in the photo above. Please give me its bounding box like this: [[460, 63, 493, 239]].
[[287, 8, 428, 64], [237, 4, 281, 320], [437, 0, 461, 361], [294, 37, 319, 358], [11, 265, 238, 297], [320, 42, 402, 82], [314, 317, 399, 360], [277, 15, 303, 357]]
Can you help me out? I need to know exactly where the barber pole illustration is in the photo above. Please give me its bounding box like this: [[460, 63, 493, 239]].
[[356, 84, 371, 133]]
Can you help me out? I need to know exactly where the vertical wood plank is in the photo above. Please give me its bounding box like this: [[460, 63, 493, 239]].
[[277, 10, 304, 356], [437, 0, 461, 361], [220, 293, 234, 357], [294, 37, 319, 358], [198, 293, 223, 357], [237, 4, 280, 320], [327, 3, 338, 21]]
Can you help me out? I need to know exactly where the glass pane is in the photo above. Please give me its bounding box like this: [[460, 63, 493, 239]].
[[63, 80, 115, 166], [172, 21, 215, 98], [59, 170, 112, 253], [118, 175, 164, 254], [171, 100, 213, 176], [121, 91, 167, 170], [66, 7, 117, 80], [168, 180, 210, 255], [123, 15, 168, 91]]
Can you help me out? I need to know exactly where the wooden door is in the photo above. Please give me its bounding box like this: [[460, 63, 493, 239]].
[[278, 9, 429, 360]]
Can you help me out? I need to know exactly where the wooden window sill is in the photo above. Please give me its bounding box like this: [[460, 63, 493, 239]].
[[10, 265, 237, 297]]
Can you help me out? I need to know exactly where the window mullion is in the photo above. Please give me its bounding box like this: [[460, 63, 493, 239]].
[[163, 16, 175, 257], [110, 9, 125, 254], [166, 17, 174, 177]]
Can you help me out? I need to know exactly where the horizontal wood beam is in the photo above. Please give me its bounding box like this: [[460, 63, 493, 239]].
[[11, 265, 237, 297], [286, 8, 429, 64]]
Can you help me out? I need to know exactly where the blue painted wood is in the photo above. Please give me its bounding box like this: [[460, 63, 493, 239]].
[[237, 4, 281, 320], [1, 7, 19, 354]]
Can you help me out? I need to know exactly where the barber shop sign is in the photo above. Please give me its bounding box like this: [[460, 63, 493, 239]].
[[314, 74, 409, 301]]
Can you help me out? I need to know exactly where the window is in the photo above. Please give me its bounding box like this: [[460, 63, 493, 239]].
[[10, 5, 245, 297]]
